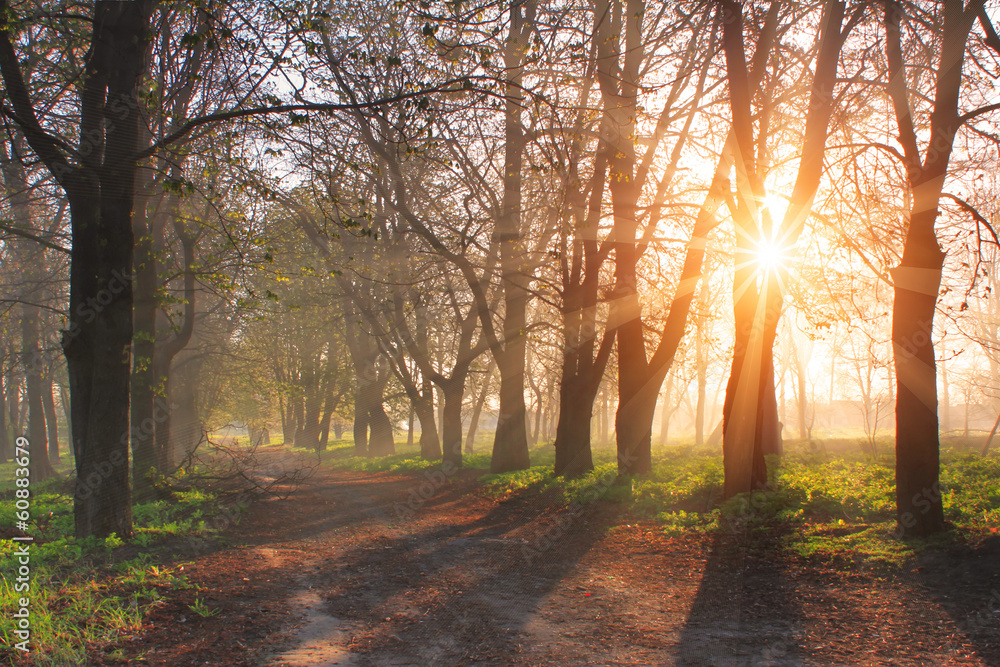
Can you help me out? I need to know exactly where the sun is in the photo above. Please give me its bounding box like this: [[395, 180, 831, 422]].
[[753, 193, 791, 273], [752, 236, 790, 273]]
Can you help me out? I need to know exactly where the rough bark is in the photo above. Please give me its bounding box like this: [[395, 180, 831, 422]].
[[0, 0, 155, 537]]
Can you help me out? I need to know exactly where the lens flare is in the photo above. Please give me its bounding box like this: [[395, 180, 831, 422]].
[[753, 237, 789, 272]]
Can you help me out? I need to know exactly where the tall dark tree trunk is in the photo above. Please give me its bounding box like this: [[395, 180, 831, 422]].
[[302, 373, 322, 451], [891, 206, 947, 535], [882, 0, 984, 536], [554, 379, 601, 477], [551, 149, 613, 477], [317, 373, 341, 453], [0, 0, 155, 537], [592, 1, 729, 477]]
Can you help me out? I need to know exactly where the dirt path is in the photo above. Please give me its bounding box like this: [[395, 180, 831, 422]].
[[118, 457, 1000, 666]]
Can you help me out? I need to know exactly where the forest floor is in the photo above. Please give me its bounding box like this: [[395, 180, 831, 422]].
[[109, 446, 1000, 667]]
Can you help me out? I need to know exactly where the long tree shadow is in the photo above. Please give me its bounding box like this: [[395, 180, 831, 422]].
[[303, 479, 623, 664], [914, 534, 1000, 663], [675, 524, 802, 666], [231, 467, 487, 547]]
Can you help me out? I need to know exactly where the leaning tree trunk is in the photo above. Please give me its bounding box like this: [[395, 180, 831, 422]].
[[465, 363, 493, 455]]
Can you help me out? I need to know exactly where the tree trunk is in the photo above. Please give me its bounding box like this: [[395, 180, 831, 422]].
[[352, 387, 368, 455], [0, 375, 8, 462], [367, 379, 396, 457], [166, 353, 204, 466], [130, 210, 158, 498], [465, 365, 492, 454], [890, 209, 946, 536], [0, 1, 157, 537], [43, 379, 59, 463], [293, 395, 306, 446], [441, 379, 465, 468], [302, 380, 322, 451], [718, 0, 848, 495], [553, 379, 599, 477], [492, 352, 530, 471], [8, 376, 20, 441], [22, 305, 56, 481], [882, 0, 977, 537], [489, 0, 535, 475], [695, 318, 707, 447], [414, 392, 441, 460], [60, 384, 71, 446], [796, 342, 809, 440]]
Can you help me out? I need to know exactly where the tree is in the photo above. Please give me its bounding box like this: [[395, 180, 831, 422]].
[[0, 0, 155, 536], [719, 0, 859, 497], [882, 0, 998, 536]]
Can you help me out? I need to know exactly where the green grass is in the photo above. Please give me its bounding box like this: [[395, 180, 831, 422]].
[[324, 439, 493, 473], [471, 439, 1000, 566], [0, 476, 239, 665], [0, 455, 75, 494], [266, 434, 1000, 566]]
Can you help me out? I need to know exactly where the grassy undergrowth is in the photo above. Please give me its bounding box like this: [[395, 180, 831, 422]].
[[347, 437, 1000, 566], [321, 440, 494, 472], [0, 473, 245, 665]]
